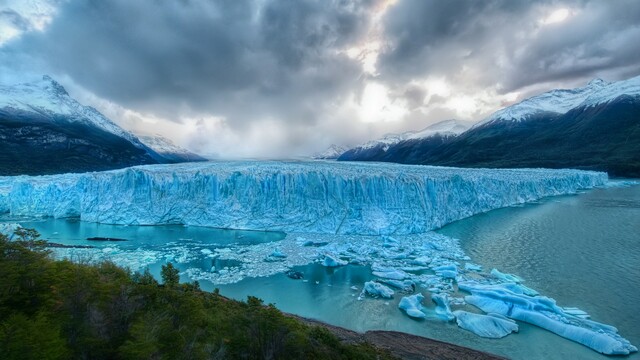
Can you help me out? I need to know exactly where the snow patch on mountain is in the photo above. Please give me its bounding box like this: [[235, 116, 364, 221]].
[[579, 75, 640, 107]]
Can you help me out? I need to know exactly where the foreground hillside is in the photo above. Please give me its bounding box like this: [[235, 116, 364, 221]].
[[0, 231, 397, 360]]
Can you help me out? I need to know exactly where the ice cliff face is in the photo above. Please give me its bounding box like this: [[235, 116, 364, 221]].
[[0, 161, 607, 235]]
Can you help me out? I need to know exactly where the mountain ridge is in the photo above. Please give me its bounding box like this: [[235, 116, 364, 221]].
[[339, 76, 640, 177]]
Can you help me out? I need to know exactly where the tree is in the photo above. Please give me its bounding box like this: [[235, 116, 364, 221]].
[[161, 263, 179, 287]]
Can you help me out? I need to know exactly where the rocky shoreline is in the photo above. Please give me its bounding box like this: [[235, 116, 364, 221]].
[[288, 314, 507, 360]]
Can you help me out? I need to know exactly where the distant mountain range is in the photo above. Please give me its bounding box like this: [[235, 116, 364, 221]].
[[339, 119, 472, 162], [138, 135, 207, 163], [0, 76, 205, 175], [339, 76, 640, 177], [312, 144, 348, 159]]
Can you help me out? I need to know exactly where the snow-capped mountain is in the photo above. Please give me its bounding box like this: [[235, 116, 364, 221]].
[[476, 78, 609, 126], [312, 144, 347, 159], [477, 75, 640, 126], [138, 135, 207, 163], [339, 119, 471, 161], [340, 75, 640, 177], [0, 76, 145, 147], [0, 75, 168, 175], [353, 119, 470, 152]]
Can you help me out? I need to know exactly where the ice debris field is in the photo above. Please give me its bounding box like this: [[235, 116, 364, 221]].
[[0, 161, 636, 355]]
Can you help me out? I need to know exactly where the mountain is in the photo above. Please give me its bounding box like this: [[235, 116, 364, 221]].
[[312, 144, 347, 159], [138, 135, 207, 163], [0, 76, 165, 175], [339, 76, 640, 177], [339, 119, 471, 161]]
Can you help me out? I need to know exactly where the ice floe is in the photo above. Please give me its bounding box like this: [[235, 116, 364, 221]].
[[453, 310, 518, 338]]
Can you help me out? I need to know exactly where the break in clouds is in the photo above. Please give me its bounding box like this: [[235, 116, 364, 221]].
[[1, 0, 640, 158]]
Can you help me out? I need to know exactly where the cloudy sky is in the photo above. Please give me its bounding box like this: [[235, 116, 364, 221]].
[[1, 0, 639, 158]]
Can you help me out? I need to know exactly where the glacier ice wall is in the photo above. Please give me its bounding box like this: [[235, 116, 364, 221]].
[[0, 161, 607, 235]]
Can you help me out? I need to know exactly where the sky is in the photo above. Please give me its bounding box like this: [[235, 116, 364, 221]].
[[1, 0, 640, 158]]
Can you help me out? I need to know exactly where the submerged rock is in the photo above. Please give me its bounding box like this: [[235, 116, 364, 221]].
[[285, 270, 304, 280]]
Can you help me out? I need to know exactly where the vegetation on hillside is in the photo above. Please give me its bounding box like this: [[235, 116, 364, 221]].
[[0, 230, 395, 359]]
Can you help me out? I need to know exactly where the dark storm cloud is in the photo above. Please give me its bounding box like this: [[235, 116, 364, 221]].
[[9, 0, 378, 126], [378, 0, 640, 93]]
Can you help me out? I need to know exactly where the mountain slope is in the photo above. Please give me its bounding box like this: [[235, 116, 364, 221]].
[[339, 119, 471, 161], [340, 76, 640, 177], [0, 76, 165, 175], [312, 144, 347, 159], [138, 135, 207, 163]]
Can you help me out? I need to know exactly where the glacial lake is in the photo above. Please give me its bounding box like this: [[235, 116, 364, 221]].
[[3, 182, 638, 360]]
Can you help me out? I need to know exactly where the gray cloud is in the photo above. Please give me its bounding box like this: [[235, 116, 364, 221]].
[[1, 0, 639, 157], [378, 0, 640, 93]]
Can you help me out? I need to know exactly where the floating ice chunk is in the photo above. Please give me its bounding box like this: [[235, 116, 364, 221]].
[[398, 294, 427, 319], [563, 307, 590, 319], [372, 269, 409, 280], [460, 282, 638, 355], [464, 263, 482, 272], [200, 248, 213, 256], [363, 281, 394, 299], [409, 257, 431, 266], [431, 293, 455, 321], [490, 268, 523, 283], [270, 248, 287, 258], [434, 264, 458, 279], [378, 279, 415, 292], [453, 311, 518, 338], [322, 253, 347, 267]]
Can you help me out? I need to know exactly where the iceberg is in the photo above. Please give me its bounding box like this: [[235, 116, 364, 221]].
[[321, 253, 347, 267], [431, 293, 455, 321], [398, 294, 427, 319], [0, 161, 606, 235], [453, 310, 518, 338], [363, 281, 394, 299], [459, 282, 638, 355]]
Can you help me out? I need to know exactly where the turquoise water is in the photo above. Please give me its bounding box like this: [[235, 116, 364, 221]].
[[4, 184, 638, 359]]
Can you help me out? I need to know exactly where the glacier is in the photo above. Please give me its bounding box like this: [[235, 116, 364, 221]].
[[0, 160, 633, 355], [0, 161, 607, 235]]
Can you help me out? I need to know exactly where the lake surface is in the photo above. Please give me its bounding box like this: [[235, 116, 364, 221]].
[[3, 183, 638, 359]]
